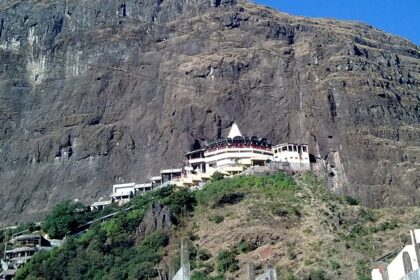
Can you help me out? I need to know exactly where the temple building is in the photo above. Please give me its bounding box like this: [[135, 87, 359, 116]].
[[110, 183, 136, 205], [204, 123, 273, 175], [183, 122, 312, 183], [102, 122, 311, 204]]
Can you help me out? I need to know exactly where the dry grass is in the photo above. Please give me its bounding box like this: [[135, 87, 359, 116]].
[[165, 173, 420, 279]]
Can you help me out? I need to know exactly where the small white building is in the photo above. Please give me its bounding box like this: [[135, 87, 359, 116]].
[[184, 149, 206, 173], [110, 183, 136, 205], [272, 143, 310, 171], [161, 169, 183, 184], [134, 183, 153, 195], [90, 200, 112, 211], [372, 229, 420, 280], [150, 176, 162, 188], [4, 247, 36, 269]]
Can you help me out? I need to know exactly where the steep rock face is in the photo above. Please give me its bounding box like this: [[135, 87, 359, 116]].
[[0, 0, 419, 224], [135, 202, 173, 243]]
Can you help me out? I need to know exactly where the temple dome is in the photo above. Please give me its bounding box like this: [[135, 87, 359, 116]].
[[228, 123, 242, 138]]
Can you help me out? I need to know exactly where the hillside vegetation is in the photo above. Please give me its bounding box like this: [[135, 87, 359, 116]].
[[5, 172, 420, 280]]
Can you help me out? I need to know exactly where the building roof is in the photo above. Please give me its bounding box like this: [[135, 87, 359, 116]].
[[11, 235, 41, 242], [135, 183, 152, 189], [273, 143, 308, 148], [0, 269, 17, 276], [150, 176, 162, 181], [91, 200, 112, 207], [110, 189, 133, 197], [6, 247, 37, 254], [112, 183, 136, 188], [184, 148, 206, 156], [228, 122, 242, 138], [160, 168, 182, 174]]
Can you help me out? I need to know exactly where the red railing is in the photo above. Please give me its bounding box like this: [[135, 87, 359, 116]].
[[206, 144, 272, 153]]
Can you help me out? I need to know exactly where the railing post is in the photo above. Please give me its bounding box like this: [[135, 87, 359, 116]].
[[246, 262, 255, 280], [411, 230, 420, 269], [168, 258, 175, 280], [403, 251, 413, 275], [180, 238, 190, 280]]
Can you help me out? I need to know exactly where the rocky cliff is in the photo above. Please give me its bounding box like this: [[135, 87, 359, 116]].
[[0, 0, 419, 224]]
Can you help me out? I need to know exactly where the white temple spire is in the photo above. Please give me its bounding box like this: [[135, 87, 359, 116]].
[[228, 122, 242, 138]]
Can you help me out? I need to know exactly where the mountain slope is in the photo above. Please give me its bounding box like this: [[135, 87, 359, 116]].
[[0, 0, 419, 223], [7, 173, 420, 280]]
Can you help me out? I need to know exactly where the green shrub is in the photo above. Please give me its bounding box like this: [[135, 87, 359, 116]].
[[309, 269, 328, 280], [197, 249, 211, 261], [237, 240, 257, 253], [378, 220, 398, 231], [208, 214, 225, 224], [349, 224, 368, 238], [283, 272, 296, 280], [216, 249, 239, 273], [211, 172, 225, 181], [214, 192, 244, 207], [162, 189, 197, 218], [304, 259, 314, 266], [196, 173, 296, 206], [42, 201, 91, 239], [140, 232, 169, 252], [191, 272, 224, 280], [330, 260, 341, 270], [356, 259, 370, 280], [344, 196, 359, 206]]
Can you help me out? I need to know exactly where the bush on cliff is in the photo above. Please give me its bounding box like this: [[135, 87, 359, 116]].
[[41, 201, 91, 239]]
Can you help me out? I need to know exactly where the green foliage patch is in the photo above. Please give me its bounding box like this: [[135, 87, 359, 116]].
[[208, 214, 225, 224], [196, 173, 297, 207], [15, 186, 194, 280], [216, 249, 239, 273], [42, 201, 92, 239]]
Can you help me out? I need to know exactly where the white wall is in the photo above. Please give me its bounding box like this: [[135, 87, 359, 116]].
[[387, 245, 418, 280], [204, 147, 273, 170], [272, 144, 310, 166], [372, 268, 384, 280], [112, 183, 136, 196], [373, 230, 420, 280]]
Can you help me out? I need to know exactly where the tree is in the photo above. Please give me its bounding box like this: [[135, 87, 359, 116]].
[[42, 201, 88, 239], [211, 172, 225, 182]]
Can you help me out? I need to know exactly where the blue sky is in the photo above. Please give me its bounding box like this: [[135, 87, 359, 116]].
[[254, 0, 420, 46]]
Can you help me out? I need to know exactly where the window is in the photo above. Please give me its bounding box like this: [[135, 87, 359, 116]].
[[282, 146, 287, 151], [302, 146, 307, 152], [288, 146, 293, 151], [293, 146, 297, 152]]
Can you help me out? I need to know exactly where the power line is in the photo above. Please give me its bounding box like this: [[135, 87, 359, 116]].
[[1, 52, 322, 119], [0, 1, 328, 117], [73, 2, 296, 60], [0, 3, 323, 115], [0, 8, 290, 103], [0, 1, 290, 61], [0, 9, 222, 65], [2, 51, 292, 106]]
